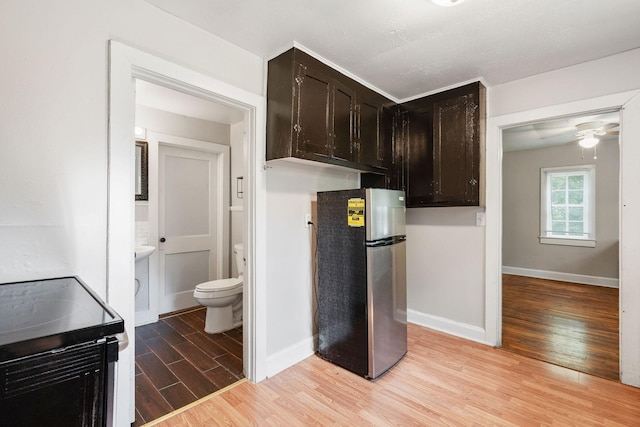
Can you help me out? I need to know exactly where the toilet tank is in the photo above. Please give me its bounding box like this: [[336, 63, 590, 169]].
[[234, 244, 244, 276]]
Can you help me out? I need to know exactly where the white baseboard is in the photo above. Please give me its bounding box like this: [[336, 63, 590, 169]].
[[502, 266, 619, 288], [407, 309, 489, 345], [266, 335, 315, 378], [134, 310, 158, 327], [265, 316, 491, 378]]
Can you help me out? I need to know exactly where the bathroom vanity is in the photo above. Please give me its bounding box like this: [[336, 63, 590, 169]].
[[0, 276, 123, 427]]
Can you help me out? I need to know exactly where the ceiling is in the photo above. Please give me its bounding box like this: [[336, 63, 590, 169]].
[[502, 111, 619, 152], [144, 0, 640, 101], [135, 79, 244, 125]]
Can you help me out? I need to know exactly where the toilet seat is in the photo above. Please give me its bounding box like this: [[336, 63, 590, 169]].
[[195, 277, 242, 292]]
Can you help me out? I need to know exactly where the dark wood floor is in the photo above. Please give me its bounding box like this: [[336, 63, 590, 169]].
[[502, 274, 619, 381], [133, 307, 244, 426]]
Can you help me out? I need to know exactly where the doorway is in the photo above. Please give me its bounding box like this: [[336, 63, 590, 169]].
[[485, 90, 640, 389], [108, 41, 268, 426], [133, 81, 244, 423], [500, 110, 620, 379]]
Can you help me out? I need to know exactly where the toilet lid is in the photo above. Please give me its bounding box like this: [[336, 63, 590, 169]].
[[195, 277, 242, 292]]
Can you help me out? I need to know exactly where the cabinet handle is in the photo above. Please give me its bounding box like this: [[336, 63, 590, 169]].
[[293, 124, 301, 133]]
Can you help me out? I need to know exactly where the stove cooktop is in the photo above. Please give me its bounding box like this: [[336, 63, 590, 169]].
[[0, 276, 124, 363]]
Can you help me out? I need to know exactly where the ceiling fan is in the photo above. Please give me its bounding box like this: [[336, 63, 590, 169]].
[[574, 121, 619, 148]]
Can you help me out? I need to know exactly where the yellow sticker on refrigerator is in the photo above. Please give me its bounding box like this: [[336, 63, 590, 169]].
[[348, 198, 365, 227]]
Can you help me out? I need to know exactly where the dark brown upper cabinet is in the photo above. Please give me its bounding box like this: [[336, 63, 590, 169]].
[[267, 48, 485, 207], [355, 89, 395, 169], [293, 61, 333, 158], [432, 92, 480, 204], [331, 81, 356, 161], [267, 48, 391, 173], [401, 82, 485, 207], [356, 95, 380, 167], [403, 108, 433, 205]]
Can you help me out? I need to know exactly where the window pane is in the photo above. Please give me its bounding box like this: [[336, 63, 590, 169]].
[[541, 166, 594, 244], [568, 191, 583, 204], [551, 176, 566, 191], [552, 191, 566, 204], [552, 221, 566, 232], [569, 207, 583, 221], [552, 206, 566, 220], [568, 175, 584, 190], [569, 221, 584, 234]]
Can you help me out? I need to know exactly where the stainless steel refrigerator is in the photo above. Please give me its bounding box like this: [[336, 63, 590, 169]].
[[316, 188, 407, 379]]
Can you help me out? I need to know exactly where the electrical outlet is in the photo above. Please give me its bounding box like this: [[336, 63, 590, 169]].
[[305, 213, 312, 228]]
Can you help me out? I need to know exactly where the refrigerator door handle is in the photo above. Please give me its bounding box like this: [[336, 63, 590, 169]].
[[365, 236, 406, 247]]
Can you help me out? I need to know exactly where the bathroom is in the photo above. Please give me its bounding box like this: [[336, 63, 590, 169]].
[[132, 79, 247, 424]]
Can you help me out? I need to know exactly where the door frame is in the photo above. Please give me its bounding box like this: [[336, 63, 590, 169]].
[[485, 90, 640, 387], [108, 41, 267, 425], [154, 134, 231, 315]]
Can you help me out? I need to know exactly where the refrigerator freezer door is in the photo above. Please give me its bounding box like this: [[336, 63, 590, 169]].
[[365, 189, 406, 241], [367, 240, 407, 379]]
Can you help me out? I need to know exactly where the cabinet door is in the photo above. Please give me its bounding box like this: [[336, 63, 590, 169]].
[[405, 110, 434, 206], [294, 63, 331, 157], [432, 94, 478, 203], [358, 100, 380, 167], [381, 107, 401, 190], [380, 106, 395, 168], [331, 81, 356, 161]]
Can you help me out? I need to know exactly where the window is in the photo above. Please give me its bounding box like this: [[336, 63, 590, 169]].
[[540, 165, 595, 247]]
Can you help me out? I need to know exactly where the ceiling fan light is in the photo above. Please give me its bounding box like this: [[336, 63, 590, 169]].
[[431, 0, 465, 6], [579, 135, 599, 148]]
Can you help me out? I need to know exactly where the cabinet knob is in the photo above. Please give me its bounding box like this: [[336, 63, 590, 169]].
[[160, 237, 166, 243], [469, 178, 478, 186]]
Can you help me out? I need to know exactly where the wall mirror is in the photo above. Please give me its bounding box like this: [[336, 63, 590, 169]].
[[135, 140, 148, 201]]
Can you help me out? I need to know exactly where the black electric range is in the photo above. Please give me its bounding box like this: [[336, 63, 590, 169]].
[[0, 276, 124, 362]]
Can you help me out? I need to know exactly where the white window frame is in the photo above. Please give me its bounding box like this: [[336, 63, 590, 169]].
[[540, 165, 596, 247]]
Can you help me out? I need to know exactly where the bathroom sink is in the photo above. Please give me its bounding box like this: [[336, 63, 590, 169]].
[[135, 245, 155, 263]]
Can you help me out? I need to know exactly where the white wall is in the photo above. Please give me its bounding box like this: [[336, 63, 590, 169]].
[[0, 2, 263, 424], [406, 207, 487, 341], [136, 104, 231, 145], [490, 48, 640, 117], [0, 0, 261, 291], [264, 161, 359, 376], [230, 122, 245, 278]]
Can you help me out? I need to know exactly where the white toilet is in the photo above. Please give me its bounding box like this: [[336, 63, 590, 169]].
[[193, 243, 244, 334]]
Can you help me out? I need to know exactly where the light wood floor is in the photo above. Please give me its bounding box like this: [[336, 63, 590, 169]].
[[150, 323, 639, 426], [502, 274, 619, 381]]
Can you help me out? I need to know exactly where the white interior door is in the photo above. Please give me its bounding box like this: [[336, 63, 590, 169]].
[[159, 144, 220, 314]]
